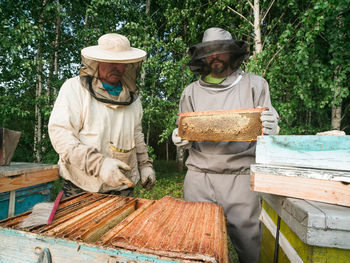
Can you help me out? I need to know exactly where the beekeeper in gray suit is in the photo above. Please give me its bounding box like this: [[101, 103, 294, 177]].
[[172, 27, 279, 263]]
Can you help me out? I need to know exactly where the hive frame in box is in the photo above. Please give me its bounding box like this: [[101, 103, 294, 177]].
[[178, 108, 265, 142], [0, 193, 229, 263]]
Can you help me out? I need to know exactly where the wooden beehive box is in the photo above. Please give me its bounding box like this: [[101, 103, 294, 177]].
[[251, 135, 350, 207], [0, 193, 228, 263], [178, 108, 265, 142], [260, 194, 350, 262]]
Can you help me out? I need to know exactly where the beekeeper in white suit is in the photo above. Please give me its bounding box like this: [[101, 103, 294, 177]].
[[172, 27, 279, 263], [49, 33, 155, 197]]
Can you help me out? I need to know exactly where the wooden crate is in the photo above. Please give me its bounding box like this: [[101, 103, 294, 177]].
[[177, 108, 265, 142], [0, 162, 59, 219], [256, 135, 350, 171], [0, 182, 52, 220], [250, 164, 350, 207], [260, 194, 350, 263], [0, 193, 229, 263]]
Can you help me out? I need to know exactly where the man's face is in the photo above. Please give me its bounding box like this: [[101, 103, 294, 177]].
[[98, 62, 127, 85], [205, 52, 230, 76]]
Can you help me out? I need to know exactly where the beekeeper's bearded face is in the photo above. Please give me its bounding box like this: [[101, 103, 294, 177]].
[[98, 62, 127, 86], [205, 52, 231, 75]]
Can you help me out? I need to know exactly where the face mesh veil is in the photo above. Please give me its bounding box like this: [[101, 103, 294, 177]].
[[79, 56, 142, 105], [187, 30, 249, 75]]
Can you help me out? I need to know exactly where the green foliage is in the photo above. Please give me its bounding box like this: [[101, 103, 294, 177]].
[[1, 0, 350, 163], [246, 0, 350, 135]]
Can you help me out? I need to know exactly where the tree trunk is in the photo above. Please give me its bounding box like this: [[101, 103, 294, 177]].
[[332, 104, 342, 130], [166, 142, 169, 162], [53, 0, 61, 97], [146, 90, 154, 145], [144, 0, 152, 146], [176, 147, 184, 173], [253, 0, 262, 55], [34, 48, 43, 163], [331, 14, 344, 131]]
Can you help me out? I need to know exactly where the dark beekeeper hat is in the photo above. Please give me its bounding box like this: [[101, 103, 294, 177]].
[[188, 27, 249, 74]]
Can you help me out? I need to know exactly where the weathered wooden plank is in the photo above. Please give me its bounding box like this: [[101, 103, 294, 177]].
[[256, 135, 350, 171], [251, 164, 350, 183], [261, 194, 350, 249], [0, 227, 183, 263], [178, 108, 265, 142], [0, 168, 59, 193], [250, 166, 350, 207], [99, 199, 155, 245], [111, 196, 228, 263], [0, 162, 59, 177]]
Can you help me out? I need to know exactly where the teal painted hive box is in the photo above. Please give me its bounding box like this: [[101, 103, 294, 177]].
[[0, 182, 52, 220], [0, 162, 59, 219]]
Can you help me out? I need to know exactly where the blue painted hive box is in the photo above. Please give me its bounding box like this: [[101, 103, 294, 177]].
[[0, 182, 52, 220], [0, 162, 59, 219]]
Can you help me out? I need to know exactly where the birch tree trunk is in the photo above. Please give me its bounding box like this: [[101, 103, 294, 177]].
[[176, 146, 184, 173], [34, 48, 43, 163], [144, 0, 153, 146], [53, 0, 61, 97], [332, 67, 342, 130], [331, 104, 342, 130], [34, 0, 47, 162], [253, 0, 262, 55], [166, 142, 169, 162], [331, 12, 344, 131]]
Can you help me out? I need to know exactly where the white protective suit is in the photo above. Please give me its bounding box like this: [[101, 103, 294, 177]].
[[179, 68, 279, 263], [48, 57, 152, 193]]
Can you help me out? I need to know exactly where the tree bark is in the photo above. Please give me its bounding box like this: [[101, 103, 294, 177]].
[[253, 0, 262, 55], [166, 142, 169, 162], [176, 146, 184, 173], [34, 47, 43, 163], [332, 104, 342, 130]]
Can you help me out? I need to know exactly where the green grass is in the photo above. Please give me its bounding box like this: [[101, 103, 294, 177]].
[[51, 160, 238, 262], [134, 160, 186, 200]]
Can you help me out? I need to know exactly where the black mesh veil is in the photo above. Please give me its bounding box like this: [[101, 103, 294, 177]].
[[188, 39, 249, 75]]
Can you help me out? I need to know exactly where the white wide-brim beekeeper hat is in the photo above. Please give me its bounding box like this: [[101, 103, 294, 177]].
[[81, 33, 146, 63]]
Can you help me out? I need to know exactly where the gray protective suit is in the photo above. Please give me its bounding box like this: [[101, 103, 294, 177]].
[[179, 68, 278, 263]]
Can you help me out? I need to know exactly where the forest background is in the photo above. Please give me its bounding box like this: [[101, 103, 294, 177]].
[[1, 0, 350, 165]]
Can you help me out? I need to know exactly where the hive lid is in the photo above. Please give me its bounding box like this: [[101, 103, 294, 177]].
[[0, 128, 21, 166]]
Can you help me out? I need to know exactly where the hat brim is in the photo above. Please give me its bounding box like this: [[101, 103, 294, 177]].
[[188, 39, 248, 57], [81, 46, 146, 63]]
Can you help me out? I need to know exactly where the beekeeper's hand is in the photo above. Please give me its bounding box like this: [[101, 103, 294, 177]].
[[140, 166, 156, 190], [99, 157, 134, 188], [260, 109, 280, 135], [172, 128, 192, 149]]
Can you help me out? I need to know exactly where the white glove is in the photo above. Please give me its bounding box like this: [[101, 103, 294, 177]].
[[172, 128, 192, 149], [260, 109, 280, 135], [140, 166, 156, 190], [99, 157, 134, 188]]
